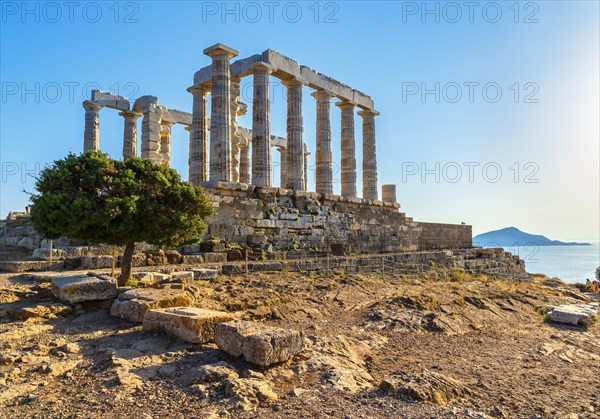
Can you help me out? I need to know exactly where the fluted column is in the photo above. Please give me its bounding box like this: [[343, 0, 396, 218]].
[[204, 43, 238, 182], [278, 146, 287, 188], [251, 63, 275, 187], [119, 110, 140, 160], [239, 135, 251, 184], [382, 184, 396, 203], [336, 101, 357, 198], [303, 144, 310, 191], [159, 122, 174, 166], [141, 104, 162, 164], [230, 77, 241, 182], [282, 78, 305, 190], [83, 101, 103, 152], [311, 89, 334, 194], [358, 109, 380, 200], [187, 85, 209, 186], [185, 125, 193, 176]]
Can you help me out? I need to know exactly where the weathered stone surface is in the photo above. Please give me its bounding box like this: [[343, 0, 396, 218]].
[[0, 260, 63, 273], [32, 248, 66, 260], [190, 268, 219, 280], [178, 361, 239, 386], [379, 369, 472, 403], [215, 320, 304, 366], [52, 273, 117, 304], [547, 304, 598, 326], [182, 254, 204, 264], [143, 307, 234, 343], [170, 271, 194, 281], [110, 288, 192, 323]]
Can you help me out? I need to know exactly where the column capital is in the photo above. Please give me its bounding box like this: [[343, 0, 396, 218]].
[[311, 89, 335, 102], [118, 110, 141, 119], [357, 108, 380, 118], [187, 85, 210, 95], [83, 100, 103, 111], [335, 100, 355, 110], [281, 77, 306, 89], [248, 61, 276, 75], [203, 43, 238, 59]]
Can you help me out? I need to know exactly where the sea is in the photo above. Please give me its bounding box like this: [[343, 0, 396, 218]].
[[489, 243, 600, 284]]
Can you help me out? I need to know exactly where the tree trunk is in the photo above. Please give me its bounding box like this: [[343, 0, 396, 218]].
[[118, 241, 135, 287]]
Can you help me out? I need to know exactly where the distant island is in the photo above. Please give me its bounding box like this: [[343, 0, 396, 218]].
[[473, 227, 591, 247]]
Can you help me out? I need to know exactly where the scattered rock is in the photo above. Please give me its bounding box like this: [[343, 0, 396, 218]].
[[39, 360, 79, 377], [547, 304, 598, 326], [178, 361, 239, 386], [189, 268, 219, 280], [15, 302, 71, 320], [170, 271, 194, 282], [215, 320, 304, 366], [110, 288, 192, 323], [225, 377, 278, 410], [51, 273, 117, 304], [380, 369, 473, 403], [143, 307, 234, 343]]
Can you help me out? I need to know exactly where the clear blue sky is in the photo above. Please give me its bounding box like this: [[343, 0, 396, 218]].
[[1, 1, 598, 240]]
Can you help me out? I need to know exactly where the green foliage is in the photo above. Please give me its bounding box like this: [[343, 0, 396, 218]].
[[30, 151, 215, 248]]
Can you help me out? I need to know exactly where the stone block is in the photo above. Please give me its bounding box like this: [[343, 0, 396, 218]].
[[110, 288, 192, 323], [81, 255, 114, 269], [215, 320, 304, 366], [547, 304, 597, 326], [32, 248, 66, 260], [143, 307, 234, 343], [202, 252, 227, 263], [182, 254, 204, 264], [190, 268, 219, 280], [170, 271, 194, 282], [0, 260, 63, 273], [52, 273, 118, 304]]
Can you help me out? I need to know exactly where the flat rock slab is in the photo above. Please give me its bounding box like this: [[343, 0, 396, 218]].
[[0, 260, 63, 273], [547, 303, 598, 326], [170, 271, 194, 281], [215, 320, 304, 366], [190, 268, 219, 280], [144, 307, 234, 343], [110, 288, 192, 323], [52, 273, 117, 304]]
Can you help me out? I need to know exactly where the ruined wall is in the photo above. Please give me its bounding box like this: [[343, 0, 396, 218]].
[[201, 182, 472, 254], [416, 222, 473, 250]]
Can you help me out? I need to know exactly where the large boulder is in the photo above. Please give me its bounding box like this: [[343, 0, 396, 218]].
[[51, 273, 118, 304], [215, 320, 304, 366], [143, 307, 234, 343], [110, 288, 192, 323]]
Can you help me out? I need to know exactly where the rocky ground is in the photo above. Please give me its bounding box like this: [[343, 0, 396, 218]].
[[0, 267, 599, 418]]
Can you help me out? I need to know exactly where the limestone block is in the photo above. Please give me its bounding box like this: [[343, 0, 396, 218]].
[[0, 260, 63, 273], [190, 268, 219, 280], [110, 288, 192, 323], [170, 271, 194, 282], [143, 307, 234, 343], [202, 253, 227, 263], [215, 320, 304, 366], [547, 304, 597, 326], [32, 248, 66, 260], [52, 273, 117, 304], [182, 255, 205, 264], [81, 256, 113, 269]]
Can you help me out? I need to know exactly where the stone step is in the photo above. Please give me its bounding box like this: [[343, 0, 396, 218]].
[[110, 288, 192, 323], [143, 307, 234, 343]]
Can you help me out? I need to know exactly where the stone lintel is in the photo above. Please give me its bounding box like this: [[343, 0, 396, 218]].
[[90, 90, 130, 110], [161, 108, 193, 125], [203, 43, 238, 58]]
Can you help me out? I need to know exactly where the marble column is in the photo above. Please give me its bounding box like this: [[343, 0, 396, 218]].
[[159, 122, 174, 166], [187, 85, 209, 186], [185, 125, 193, 176], [278, 146, 288, 188], [358, 109, 380, 201], [204, 43, 238, 182], [303, 144, 310, 191], [230, 77, 241, 182], [83, 101, 103, 152], [251, 63, 275, 187], [141, 104, 162, 164], [282, 78, 305, 190], [119, 111, 140, 160], [311, 89, 334, 194], [336, 100, 357, 198], [382, 184, 396, 203], [239, 135, 251, 184]]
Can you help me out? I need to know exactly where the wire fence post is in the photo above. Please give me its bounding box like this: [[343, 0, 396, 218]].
[[381, 256, 385, 281], [49, 240, 53, 264], [326, 252, 330, 279], [111, 245, 116, 277], [245, 249, 249, 281]]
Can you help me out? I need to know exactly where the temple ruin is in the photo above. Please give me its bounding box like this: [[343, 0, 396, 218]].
[[81, 43, 472, 254]]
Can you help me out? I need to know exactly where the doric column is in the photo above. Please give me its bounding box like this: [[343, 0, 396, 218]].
[[239, 135, 251, 184], [251, 63, 275, 187], [382, 184, 396, 203], [310, 89, 334, 194], [184, 125, 193, 176], [282, 78, 305, 190], [119, 110, 140, 160], [336, 100, 357, 198], [83, 101, 103, 152], [187, 85, 209, 186], [278, 146, 288, 188], [303, 144, 310, 191], [230, 76, 241, 182], [358, 109, 380, 200], [204, 43, 238, 182], [159, 122, 174, 166], [141, 104, 162, 164]]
